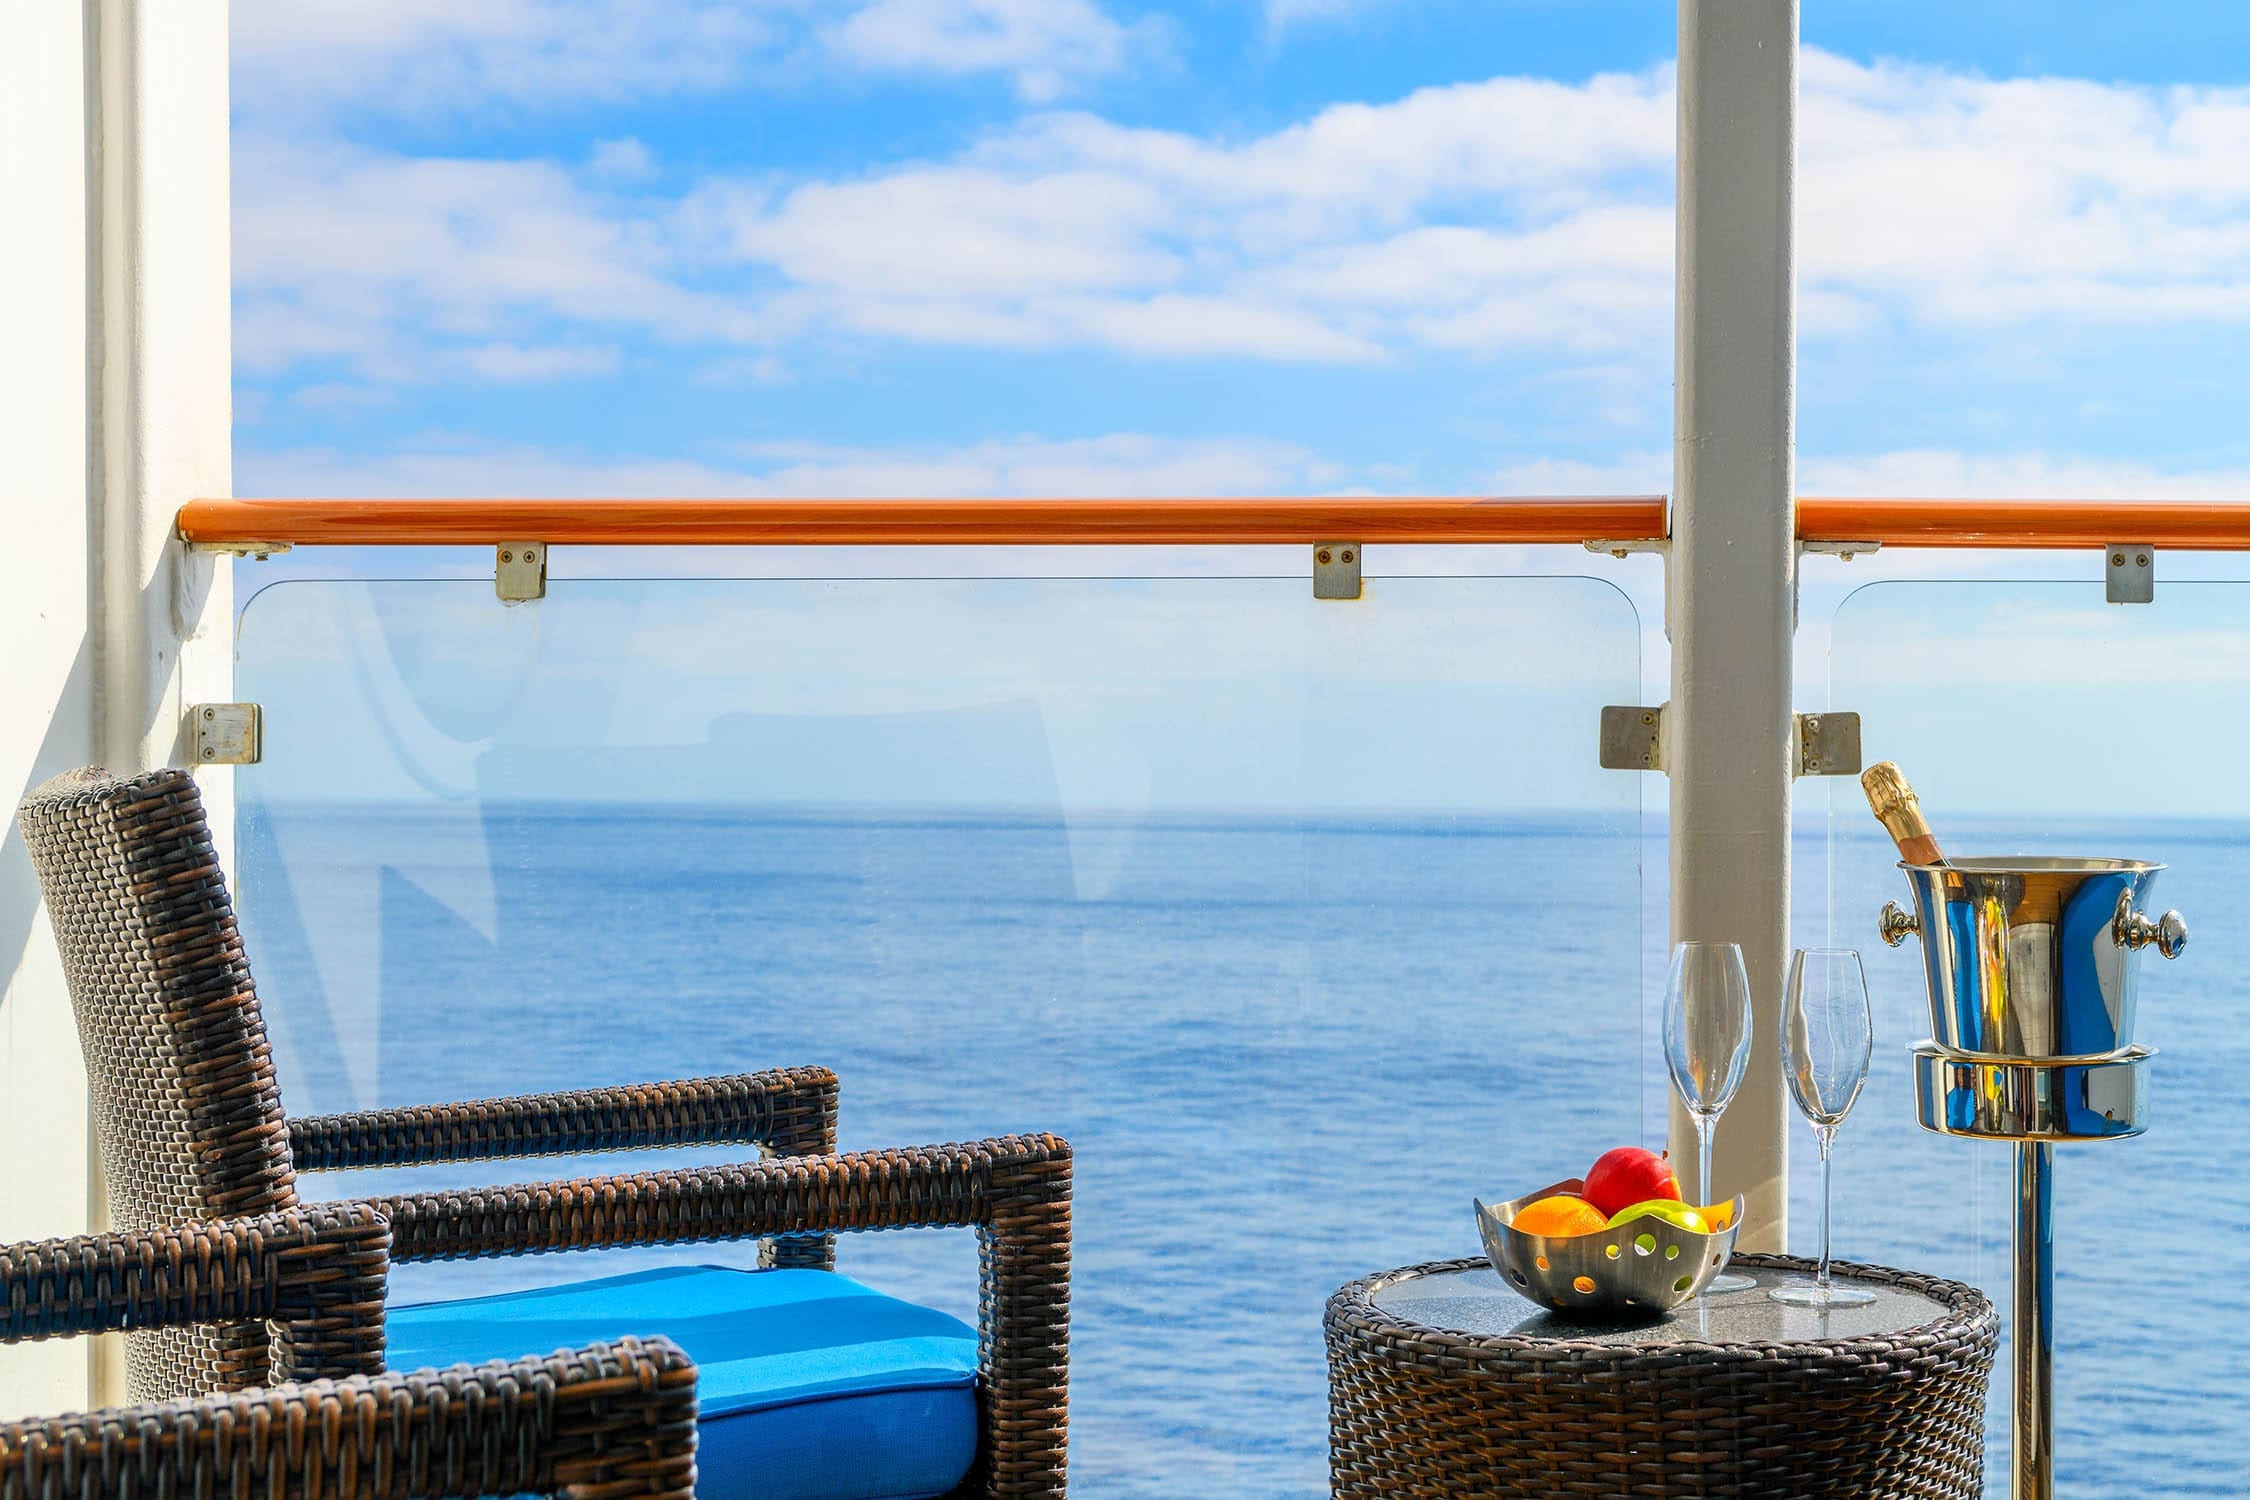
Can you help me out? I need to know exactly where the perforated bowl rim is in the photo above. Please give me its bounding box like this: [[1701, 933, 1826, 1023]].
[[1474, 1178, 1747, 1315]]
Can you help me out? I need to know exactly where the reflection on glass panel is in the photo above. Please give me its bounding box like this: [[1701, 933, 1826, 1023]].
[[1824, 581, 2248, 1499], [235, 574, 1641, 1498]]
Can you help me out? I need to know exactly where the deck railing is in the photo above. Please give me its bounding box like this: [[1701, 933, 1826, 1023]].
[[178, 495, 2250, 550], [178, 495, 1667, 547], [197, 492, 2250, 1492]]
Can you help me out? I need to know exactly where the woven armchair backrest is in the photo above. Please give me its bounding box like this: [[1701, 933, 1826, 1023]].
[[16, 767, 300, 1397]]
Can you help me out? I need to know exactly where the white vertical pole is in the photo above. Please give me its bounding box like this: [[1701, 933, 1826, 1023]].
[[86, 0, 235, 1407], [1670, 0, 1796, 1251], [94, 0, 234, 780]]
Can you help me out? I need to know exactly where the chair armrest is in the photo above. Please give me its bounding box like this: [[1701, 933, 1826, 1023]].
[[358, 1133, 1064, 1259], [0, 1336, 697, 1500], [287, 1065, 838, 1170], [0, 1204, 391, 1382], [360, 1133, 1072, 1499]]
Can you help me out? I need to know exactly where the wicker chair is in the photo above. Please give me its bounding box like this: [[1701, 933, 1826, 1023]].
[[0, 1204, 699, 1500], [16, 767, 1071, 1500]]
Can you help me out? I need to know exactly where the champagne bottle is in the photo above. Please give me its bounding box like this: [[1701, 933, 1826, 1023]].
[[1860, 762, 1946, 865]]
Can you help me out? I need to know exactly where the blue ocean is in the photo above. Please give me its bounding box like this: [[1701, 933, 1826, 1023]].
[[236, 802, 2250, 1497]]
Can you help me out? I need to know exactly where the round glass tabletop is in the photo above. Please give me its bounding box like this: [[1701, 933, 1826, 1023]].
[[1369, 1260, 1950, 1346]]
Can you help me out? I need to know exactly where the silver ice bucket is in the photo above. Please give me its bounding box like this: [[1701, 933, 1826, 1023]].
[[1879, 857, 2185, 1060]]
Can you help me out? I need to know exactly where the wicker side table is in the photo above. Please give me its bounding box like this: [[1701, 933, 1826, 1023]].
[[1327, 1254, 1999, 1499]]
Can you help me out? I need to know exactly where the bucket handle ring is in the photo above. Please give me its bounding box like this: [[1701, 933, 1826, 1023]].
[[1878, 900, 1920, 948], [2114, 892, 2188, 959]]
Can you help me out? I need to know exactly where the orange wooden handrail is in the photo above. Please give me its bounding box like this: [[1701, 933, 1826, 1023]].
[[176, 494, 2250, 550], [175, 495, 1668, 547], [1798, 497, 2250, 550]]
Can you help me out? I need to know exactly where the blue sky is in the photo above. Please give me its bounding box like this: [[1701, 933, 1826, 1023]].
[[229, 1, 2250, 501], [225, 3, 2250, 817]]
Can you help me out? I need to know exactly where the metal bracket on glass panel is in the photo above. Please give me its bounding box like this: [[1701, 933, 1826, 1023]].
[[1800, 539, 1881, 562], [1583, 538, 1668, 561], [496, 542, 548, 602], [1794, 711, 1862, 777], [2105, 544, 2155, 604], [1599, 704, 1666, 771], [1313, 542, 1361, 600], [189, 703, 262, 765], [186, 539, 293, 559]]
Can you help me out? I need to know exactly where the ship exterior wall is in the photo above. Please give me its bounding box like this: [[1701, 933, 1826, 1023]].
[[0, 0, 232, 1416]]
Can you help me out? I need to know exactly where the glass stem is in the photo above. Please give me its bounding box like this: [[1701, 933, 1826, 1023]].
[[1695, 1113, 1715, 1208], [1815, 1124, 1836, 1292]]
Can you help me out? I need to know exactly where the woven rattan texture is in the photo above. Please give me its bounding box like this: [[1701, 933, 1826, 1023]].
[[357, 1133, 1075, 1498], [0, 1204, 389, 1383], [19, 768, 1073, 1498], [1327, 1254, 1999, 1499], [18, 769, 300, 1397], [289, 1066, 844, 1270], [1, 1211, 692, 1500], [0, 1336, 697, 1500]]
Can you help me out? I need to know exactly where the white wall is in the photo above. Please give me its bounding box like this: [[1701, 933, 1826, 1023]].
[[0, 0, 232, 1416], [0, 0, 103, 1417]]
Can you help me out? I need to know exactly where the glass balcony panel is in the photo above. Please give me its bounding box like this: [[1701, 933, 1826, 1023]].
[[235, 572, 1643, 1497], [1823, 579, 2248, 1498]]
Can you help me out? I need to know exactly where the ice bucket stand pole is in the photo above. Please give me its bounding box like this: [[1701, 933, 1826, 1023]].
[[1911, 1042, 2151, 1500], [2013, 1142, 2054, 1500]]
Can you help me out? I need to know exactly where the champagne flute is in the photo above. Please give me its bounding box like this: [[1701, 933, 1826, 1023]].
[[1771, 947, 1877, 1308], [1663, 942, 1755, 1294]]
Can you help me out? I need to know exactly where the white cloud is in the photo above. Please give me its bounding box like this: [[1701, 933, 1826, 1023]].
[[1796, 53, 2250, 327], [670, 69, 1676, 361], [232, 135, 758, 382], [236, 432, 1346, 499], [228, 1, 781, 119], [724, 167, 1181, 300], [1009, 74, 1675, 225], [250, 432, 2250, 511], [232, 47, 2250, 382], [230, 0, 1148, 121], [693, 353, 797, 385], [1483, 451, 1668, 495], [820, 0, 1161, 101], [451, 342, 623, 380], [806, 56, 2250, 356], [1264, 0, 1367, 27], [1484, 448, 2250, 504], [587, 138, 657, 181], [1799, 449, 2250, 500]]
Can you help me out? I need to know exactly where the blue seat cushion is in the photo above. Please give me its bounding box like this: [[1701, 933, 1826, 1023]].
[[387, 1265, 980, 1500]]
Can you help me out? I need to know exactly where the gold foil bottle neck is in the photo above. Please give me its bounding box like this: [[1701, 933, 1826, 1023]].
[[1860, 761, 1944, 865], [1860, 761, 1913, 819]]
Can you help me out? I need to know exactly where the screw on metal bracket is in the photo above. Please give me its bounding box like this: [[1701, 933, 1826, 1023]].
[[1582, 538, 1668, 560], [186, 541, 294, 559], [1598, 705, 1665, 771], [1313, 542, 1362, 600], [2104, 544, 2154, 605], [497, 542, 548, 602], [189, 703, 262, 765], [1794, 711, 1862, 777]]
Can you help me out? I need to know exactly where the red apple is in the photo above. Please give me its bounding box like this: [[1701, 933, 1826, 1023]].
[[1582, 1146, 1681, 1218]]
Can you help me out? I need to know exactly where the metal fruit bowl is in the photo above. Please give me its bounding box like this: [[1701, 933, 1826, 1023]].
[[1474, 1178, 1746, 1317]]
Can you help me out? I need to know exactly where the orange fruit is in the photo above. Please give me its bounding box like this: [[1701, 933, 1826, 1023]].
[[1510, 1194, 1609, 1237]]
